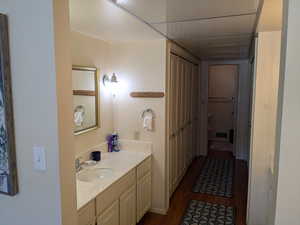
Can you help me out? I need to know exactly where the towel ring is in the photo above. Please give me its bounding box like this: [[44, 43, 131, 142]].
[[141, 108, 155, 119]]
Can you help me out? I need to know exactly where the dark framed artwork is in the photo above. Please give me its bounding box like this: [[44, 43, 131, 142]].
[[0, 14, 18, 196]]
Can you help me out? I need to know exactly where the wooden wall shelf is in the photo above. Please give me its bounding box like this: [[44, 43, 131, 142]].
[[130, 92, 165, 98], [73, 90, 96, 96]]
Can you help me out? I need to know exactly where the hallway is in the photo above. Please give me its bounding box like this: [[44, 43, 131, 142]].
[[138, 151, 248, 225]]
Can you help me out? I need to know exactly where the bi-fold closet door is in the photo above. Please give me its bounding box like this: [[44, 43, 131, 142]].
[[168, 53, 200, 196]]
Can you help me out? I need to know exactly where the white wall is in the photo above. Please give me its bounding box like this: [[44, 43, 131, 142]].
[[200, 60, 251, 160], [272, 0, 300, 224], [0, 1, 77, 225], [109, 40, 168, 213]]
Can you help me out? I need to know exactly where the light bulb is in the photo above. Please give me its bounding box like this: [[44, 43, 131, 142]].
[[110, 73, 118, 96], [110, 81, 118, 96], [116, 0, 128, 4]]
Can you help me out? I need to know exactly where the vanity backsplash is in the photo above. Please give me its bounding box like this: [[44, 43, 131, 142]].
[[76, 139, 152, 162]]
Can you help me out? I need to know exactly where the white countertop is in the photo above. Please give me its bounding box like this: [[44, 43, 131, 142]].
[[76, 150, 151, 210]]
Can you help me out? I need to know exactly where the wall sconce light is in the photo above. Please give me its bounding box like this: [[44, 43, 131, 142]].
[[103, 73, 119, 96], [102, 74, 109, 87]]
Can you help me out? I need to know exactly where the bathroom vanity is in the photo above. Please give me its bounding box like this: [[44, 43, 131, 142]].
[[77, 150, 152, 225]]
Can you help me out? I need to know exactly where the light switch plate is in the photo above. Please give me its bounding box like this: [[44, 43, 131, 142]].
[[33, 146, 46, 171]]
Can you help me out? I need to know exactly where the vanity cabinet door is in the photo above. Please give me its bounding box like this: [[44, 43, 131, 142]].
[[120, 185, 136, 225], [137, 172, 151, 222], [97, 200, 119, 225], [78, 200, 95, 225]]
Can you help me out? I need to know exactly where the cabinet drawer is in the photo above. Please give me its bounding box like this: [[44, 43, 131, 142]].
[[117, 168, 136, 196], [137, 157, 151, 179], [97, 200, 119, 225], [96, 169, 136, 215], [78, 200, 95, 225]]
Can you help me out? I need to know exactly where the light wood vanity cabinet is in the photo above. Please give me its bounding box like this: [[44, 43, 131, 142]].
[[78, 200, 96, 225], [96, 169, 136, 215], [137, 172, 151, 222], [97, 200, 119, 225], [120, 185, 136, 225], [78, 156, 151, 225], [137, 157, 151, 179], [136, 157, 152, 222]]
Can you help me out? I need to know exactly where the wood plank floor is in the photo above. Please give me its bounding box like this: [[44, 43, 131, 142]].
[[138, 151, 248, 225]]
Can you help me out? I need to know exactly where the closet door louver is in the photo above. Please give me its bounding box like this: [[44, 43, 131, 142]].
[[168, 53, 200, 197]]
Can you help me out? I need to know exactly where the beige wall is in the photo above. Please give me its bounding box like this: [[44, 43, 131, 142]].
[[272, 0, 300, 224], [71, 33, 168, 213], [71, 31, 114, 156], [247, 0, 283, 224], [54, 0, 78, 224], [247, 31, 281, 225], [257, 0, 282, 32], [109, 40, 167, 213], [0, 4, 167, 224], [0, 1, 77, 225]]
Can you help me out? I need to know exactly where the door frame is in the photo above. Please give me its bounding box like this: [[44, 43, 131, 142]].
[[207, 64, 239, 155], [246, 36, 258, 225], [200, 60, 251, 160]]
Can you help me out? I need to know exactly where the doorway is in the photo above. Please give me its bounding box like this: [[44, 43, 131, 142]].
[[207, 64, 238, 155]]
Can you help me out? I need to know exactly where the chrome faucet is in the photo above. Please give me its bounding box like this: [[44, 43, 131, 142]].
[[75, 157, 84, 172]]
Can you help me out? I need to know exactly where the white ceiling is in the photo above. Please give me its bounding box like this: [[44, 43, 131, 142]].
[[112, 0, 261, 59], [114, 0, 259, 24], [69, 0, 163, 42], [152, 14, 255, 59], [70, 0, 262, 59]]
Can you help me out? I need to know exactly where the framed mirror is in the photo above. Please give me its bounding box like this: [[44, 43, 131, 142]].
[[72, 66, 100, 135]]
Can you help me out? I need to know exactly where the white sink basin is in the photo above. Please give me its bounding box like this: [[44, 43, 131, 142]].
[[77, 168, 113, 182]]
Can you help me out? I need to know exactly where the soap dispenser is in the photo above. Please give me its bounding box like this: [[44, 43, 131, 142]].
[[107, 132, 120, 152], [112, 133, 120, 152]]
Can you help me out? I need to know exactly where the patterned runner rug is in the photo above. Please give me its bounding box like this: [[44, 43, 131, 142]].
[[192, 158, 234, 197], [181, 200, 235, 225]]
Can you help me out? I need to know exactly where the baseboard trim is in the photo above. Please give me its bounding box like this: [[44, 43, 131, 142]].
[[150, 207, 168, 215]]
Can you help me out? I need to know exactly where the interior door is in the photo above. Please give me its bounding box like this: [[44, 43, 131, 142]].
[[208, 65, 238, 147]]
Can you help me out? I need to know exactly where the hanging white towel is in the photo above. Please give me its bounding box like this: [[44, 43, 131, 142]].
[[143, 115, 153, 131], [74, 111, 84, 127]]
